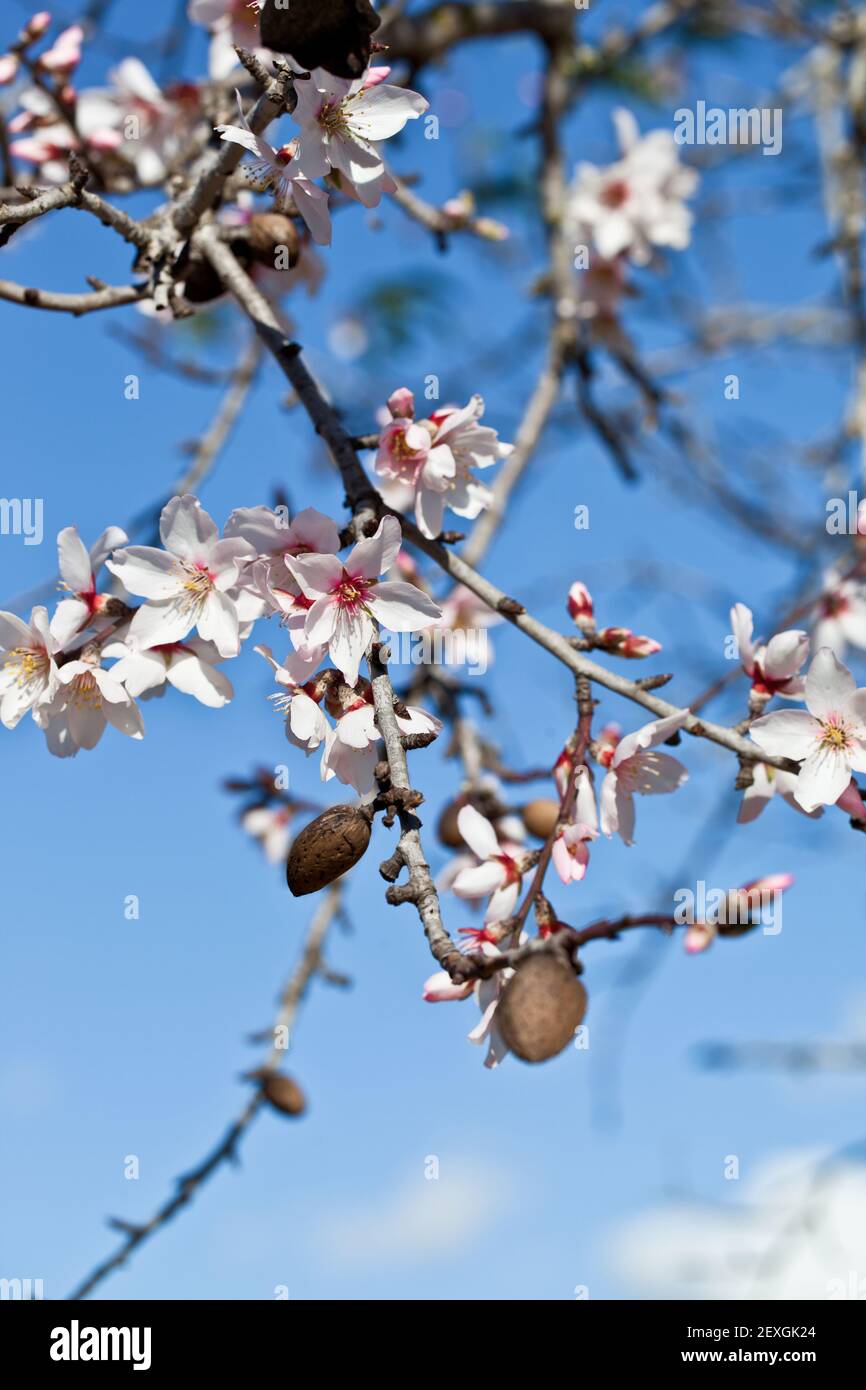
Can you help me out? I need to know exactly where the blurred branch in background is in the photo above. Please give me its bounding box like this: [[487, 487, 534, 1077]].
[[67, 882, 349, 1301]]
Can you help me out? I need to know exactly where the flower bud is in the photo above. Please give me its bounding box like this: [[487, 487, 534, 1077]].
[[25, 12, 52, 40], [837, 778, 866, 819], [567, 581, 594, 625], [0, 54, 19, 84], [423, 971, 473, 1002], [496, 953, 588, 1063], [684, 921, 716, 954], [474, 217, 509, 242], [387, 386, 414, 419], [597, 626, 661, 658], [286, 804, 371, 896]]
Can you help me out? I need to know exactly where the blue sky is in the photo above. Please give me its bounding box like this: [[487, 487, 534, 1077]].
[[1, 0, 864, 1300]]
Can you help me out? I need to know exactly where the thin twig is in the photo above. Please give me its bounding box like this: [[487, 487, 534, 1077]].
[[67, 884, 343, 1300]]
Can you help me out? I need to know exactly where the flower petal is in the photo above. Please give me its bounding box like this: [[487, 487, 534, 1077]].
[[159, 494, 219, 562], [805, 647, 856, 719], [106, 546, 182, 600], [367, 581, 441, 630], [794, 746, 852, 811], [749, 709, 818, 760], [57, 525, 93, 592], [345, 515, 402, 580], [456, 804, 499, 860]]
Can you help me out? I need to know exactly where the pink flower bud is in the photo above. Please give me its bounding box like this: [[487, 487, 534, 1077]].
[[567, 581, 594, 623], [0, 53, 19, 84], [25, 12, 52, 39], [363, 66, 391, 88], [38, 23, 82, 73], [387, 386, 415, 420], [423, 970, 473, 1002], [836, 778, 866, 819], [554, 747, 575, 799], [684, 921, 716, 954], [597, 626, 661, 658], [443, 195, 471, 223], [739, 873, 794, 898]]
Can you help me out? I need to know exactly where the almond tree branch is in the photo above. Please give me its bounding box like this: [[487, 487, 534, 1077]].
[[0, 165, 150, 250], [369, 644, 464, 976], [0, 277, 147, 314], [195, 228, 802, 777], [387, 177, 504, 246], [67, 882, 343, 1301]]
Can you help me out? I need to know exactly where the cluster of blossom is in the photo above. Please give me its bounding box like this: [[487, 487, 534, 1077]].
[[371, 387, 512, 539], [1, 15, 202, 185], [729, 602, 866, 819], [214, 62, 428, 247], [566, 108, 699, 333], [420, 586, 866, 1066], [1, 8, 428, 246], [0, 495, 447, 767]]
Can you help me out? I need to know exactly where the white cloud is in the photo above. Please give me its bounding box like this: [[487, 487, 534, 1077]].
[[608, 1147, 866, 1299], [316, 1158, 511, 1269]]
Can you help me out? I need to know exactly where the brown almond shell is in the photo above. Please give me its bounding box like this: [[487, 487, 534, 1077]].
[[286, 804, 371, 896], [521, 797, 561, 840], [496, 954, 588, 1063], [261, 1073, 306, 1117]]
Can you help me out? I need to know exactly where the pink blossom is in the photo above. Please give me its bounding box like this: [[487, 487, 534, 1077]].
[[41, 653, 144, 756], [291, 67, 427, 207], [103, 635, 234, 708], [51, 523, 129, 648], [568, 107, 698, 265], [216, 101, 332, 245], [284, 516, 441, 687], [812, 576, 866, 660], [731, 603, 808, 699], [106, 495, 255, 659], [320, 684, 441, 796], [551, 821, 598, 883], [423, 938, 517, 1068], [0, 606, 60, 728], [256, 645, 331, 753], [599, 710, 689, 844], [737, 762, 821, 824], [749, 648, 866, 811], [374, 390, 510, 539], [451, 805, 525, 923]]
